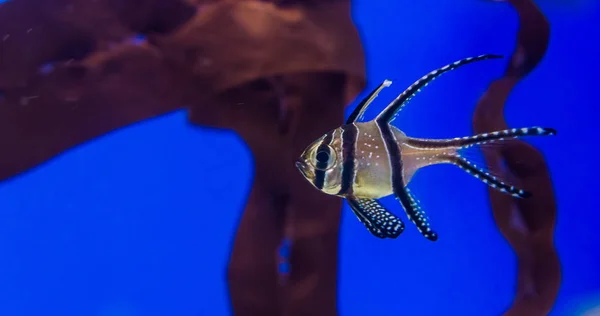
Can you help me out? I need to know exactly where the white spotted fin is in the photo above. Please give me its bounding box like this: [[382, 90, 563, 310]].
[[400, 187, 438, 241], [347, 198, 405, 239], [450, 152, 530, 198], [376, 54, 503, 124], [450, 127, 556, 149]]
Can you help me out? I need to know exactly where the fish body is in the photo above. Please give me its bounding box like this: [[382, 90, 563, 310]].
[[298, 121, 450, 199], [295, 54, 557, 241]]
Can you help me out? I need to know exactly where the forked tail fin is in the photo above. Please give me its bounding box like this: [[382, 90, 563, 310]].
[[451, 127, 556, 197], [406, 126, 556, 198]]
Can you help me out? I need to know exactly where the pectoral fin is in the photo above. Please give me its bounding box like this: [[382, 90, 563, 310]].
[[347, 198, 405, 239]]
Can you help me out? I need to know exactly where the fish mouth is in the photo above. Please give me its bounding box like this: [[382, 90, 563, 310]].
[[295, 159, 310, 178]]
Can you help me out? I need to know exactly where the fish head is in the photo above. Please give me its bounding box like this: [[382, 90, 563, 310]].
[[295, 127, 344, 195]]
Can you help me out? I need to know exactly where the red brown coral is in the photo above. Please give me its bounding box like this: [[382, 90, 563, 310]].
[[472, 1, 561, 315]]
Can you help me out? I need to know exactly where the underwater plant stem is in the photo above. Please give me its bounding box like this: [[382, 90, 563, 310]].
[[224, 72, 347, 316], [281, 73, 346, 316], [472, 0, 560, 315], [227, 169, 286, 316], [0, 42, 194, 182]]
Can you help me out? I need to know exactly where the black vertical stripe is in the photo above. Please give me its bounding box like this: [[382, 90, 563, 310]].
[[313, 133, 333, 190], [377, 122, 411, 206], [379, 122, 438, 241], [337, 124, 358, 195]]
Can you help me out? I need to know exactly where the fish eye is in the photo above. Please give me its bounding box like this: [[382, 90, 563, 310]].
[[312, 146, 336, 170], [316, 150, 330, 164]]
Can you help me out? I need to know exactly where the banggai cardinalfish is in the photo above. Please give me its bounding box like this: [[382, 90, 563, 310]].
[[295, 54, 556, 241]]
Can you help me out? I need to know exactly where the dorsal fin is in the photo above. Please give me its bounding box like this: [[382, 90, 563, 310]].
[[345, 80, 392, 124], [375, 54, 503, 124]]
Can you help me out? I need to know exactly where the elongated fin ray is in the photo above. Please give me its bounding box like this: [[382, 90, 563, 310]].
[[346, 80, 392, 124], [376, 54, 503, 123], [396, 187, 438, 241], [347, 198, 405, 239], [445, 155, 530, 198], [406, 127, 557, 149]]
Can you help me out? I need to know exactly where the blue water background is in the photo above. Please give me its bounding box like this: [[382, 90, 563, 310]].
[[0, 0, 598, 315]]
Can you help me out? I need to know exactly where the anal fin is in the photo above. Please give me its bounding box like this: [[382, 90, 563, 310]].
[[347, 198, 405, 239]]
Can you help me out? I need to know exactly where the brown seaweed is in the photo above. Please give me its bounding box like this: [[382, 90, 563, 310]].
[[472, 1, 561, 315], [0, 1, 365, 315], [0, 0, 199, 180]]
